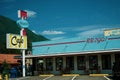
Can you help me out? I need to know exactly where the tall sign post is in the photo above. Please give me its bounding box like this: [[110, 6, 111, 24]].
[[6, 10, 28, 77], [17, 10, 29, 77]]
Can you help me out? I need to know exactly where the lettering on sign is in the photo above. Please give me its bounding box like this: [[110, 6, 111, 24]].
[[11, 36, 24, 48], [87, 37, 106, 43]]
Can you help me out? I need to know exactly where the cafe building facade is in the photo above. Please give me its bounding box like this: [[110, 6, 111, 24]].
[[26, 30, 120, 75]]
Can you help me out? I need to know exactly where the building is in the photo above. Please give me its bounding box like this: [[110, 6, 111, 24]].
[[0, 54, 21, 66], [26, 29, 120, 75]]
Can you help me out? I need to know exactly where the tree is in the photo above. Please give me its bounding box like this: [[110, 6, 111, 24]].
[[2, 60, 10, 80]]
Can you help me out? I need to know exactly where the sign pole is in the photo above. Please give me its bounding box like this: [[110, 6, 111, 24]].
[[21, 28, 26, 77], [22, 49, 26, 77], [18, 10, 28, 77]]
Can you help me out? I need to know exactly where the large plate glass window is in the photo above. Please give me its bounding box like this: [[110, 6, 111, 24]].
[[102, 54, 111, 69], [89, 55, 98, 70], [66, 56, 74, 70], [77, 56, 86, 70], [37, 58, 44, 74], [56, 57, 63, 71], [46, 58, 53, 71]]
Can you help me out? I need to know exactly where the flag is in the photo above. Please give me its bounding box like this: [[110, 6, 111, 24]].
[[18, 10, 27, 19]]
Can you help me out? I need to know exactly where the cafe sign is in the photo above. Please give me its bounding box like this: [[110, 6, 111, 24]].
[[6, 34, 27, 49]]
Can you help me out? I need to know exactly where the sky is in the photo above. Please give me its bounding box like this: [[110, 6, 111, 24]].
[[0, 0, 120, 40]]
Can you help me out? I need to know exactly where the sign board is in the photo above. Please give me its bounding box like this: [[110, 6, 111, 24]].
[[18, 10, 27, 19], [104, 28, 120, 36], [17, 19, 29, 28], [6, 34, 27, 49]]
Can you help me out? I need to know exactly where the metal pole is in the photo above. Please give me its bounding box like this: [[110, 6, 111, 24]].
[[21, 28, 26, 77], [22, 49, 26, 77]]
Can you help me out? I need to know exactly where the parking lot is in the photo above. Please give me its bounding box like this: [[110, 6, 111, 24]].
[[9, 75, 110, 80]]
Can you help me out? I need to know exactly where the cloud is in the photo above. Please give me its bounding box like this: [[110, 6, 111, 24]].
[[57, 25, 114, 32], [25, 10, 37, 18], [77, 28, 106, 37], [76, 24, 120, 37], [56, 25, 103, 32], [32, 30, 37, 34], [42, 30, 65, 35], [51, 37, 66, 40]]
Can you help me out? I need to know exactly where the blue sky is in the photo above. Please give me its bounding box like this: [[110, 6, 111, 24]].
[[0, 0, 120, 40]]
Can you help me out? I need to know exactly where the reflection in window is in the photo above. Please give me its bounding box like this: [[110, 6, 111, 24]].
[[56, 57, 63, 71], [89, 55, 98, 70], [77, 56, 86, 70], [46, 58, 53, 71], [102, 54, 111, 69]]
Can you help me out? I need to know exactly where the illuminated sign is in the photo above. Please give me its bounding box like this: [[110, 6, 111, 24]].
[[17, 19, 29, 28], [104, 28, 120, 36], [6, 34, 27, 49]]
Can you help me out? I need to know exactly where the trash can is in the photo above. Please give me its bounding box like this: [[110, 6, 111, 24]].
[[10, 67, 17, 78]]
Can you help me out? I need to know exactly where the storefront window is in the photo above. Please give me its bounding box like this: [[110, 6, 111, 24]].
[[37, 58, 44, 74], [66, 56, 74, 70], [77, 56, 86, 70], [55, 57, 63, 71], [46, 58, 53, 71], [115, 53, 120, 62], [102, 54, 111, 69], [89, 55, 98, 70]]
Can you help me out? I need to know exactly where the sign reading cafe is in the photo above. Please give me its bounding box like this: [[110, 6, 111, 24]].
[[6, 34, 27, 49]]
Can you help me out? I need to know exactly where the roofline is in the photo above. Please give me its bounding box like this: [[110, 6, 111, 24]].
[[25, 49, 120, 58]]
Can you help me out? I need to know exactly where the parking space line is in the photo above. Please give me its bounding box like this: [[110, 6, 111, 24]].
[[43, 76, 53, 80], [104, 76, 111, 80], [72, 75, 77, 80]]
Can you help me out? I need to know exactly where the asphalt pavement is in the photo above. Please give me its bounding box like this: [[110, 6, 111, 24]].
[[9, 75, 111, 80]]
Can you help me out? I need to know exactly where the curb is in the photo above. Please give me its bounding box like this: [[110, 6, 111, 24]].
[[39, 74, 54, 76], [89, 74, 109, 76], [62, 74, 79, 76]]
